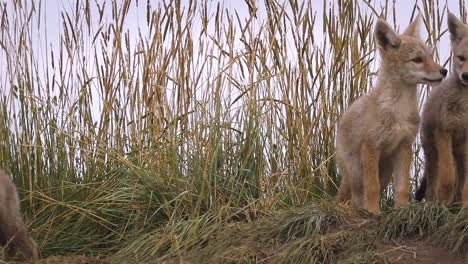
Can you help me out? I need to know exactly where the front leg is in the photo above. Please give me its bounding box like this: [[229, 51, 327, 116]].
[[462, 175, 468, 207], [434, 130, 456, 205], [391, 142, 412, 207], [361, 142, 381, 214], [461, 139, 468, 207]]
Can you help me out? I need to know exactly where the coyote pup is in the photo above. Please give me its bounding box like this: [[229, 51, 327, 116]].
[[336, 16, 447, 214], [416, 13, 468, 206], [0, 169, 39, 261]]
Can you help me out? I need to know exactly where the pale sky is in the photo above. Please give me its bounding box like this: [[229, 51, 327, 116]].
[[32, 0, 466, 72], [1, 0, 465, 97]]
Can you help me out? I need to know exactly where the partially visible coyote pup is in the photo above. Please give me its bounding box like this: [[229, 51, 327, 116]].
[[416, 13, 468, 206], [336, 16, 447, 214], [0, 169, 39, 261]]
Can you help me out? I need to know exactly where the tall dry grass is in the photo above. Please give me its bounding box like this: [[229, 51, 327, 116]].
[[0, 0, 464, 261]]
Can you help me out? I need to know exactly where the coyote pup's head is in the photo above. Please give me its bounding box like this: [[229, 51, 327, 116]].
[[375, 15, 447, 85], [448, 12, 468, 85]]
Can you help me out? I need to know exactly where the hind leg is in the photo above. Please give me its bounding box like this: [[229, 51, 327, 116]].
[[336, 151, 352, 204], [461, 147, 468, 207], [336, 176, 351, 204], [459, 139, 468, 207], [379, 155, 394, 193], [349, 153, 364, 209], [391, 142, 412, 207], [0, 234, 17, 261], [418, 157, 436, 202], [377, 154, 393, 205], [415, 176, 427, 201], [434, 131, 456, 205], [0, 230, 14, 260], [453, 139, 465, 203], [461, 175, 468, 207], [13, 229, 39, 261], [419, 143, 438, 202], [0, 229, 38, 261], [5, 245, 16, 260], [360, 142, 381, 214]]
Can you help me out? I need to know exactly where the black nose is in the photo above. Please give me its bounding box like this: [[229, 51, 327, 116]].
[[463, 72, 468, 81], [440, 68, 448, 77]]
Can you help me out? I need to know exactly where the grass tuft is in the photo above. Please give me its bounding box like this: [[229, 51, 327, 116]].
[[433, 208, 468, 252], [376, 203, 451, 240], [265, 201, 347, 241]]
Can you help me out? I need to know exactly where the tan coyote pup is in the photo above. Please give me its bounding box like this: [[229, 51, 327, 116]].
[[0, 169, 39, 261], [335, 16, 447, 214], [416, 12, 468, 206]]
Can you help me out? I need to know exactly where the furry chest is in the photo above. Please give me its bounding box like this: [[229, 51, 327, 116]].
[[442, 99, 468, 130], [375, 112, 419, 152]]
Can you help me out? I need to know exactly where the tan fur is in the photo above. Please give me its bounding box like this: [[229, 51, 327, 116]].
[[417, 12, 468, 207], [336, 16, 446, 214], [0, 169, 39, 261]]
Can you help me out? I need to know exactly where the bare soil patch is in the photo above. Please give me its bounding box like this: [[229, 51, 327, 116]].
[[6, 255, 110, 264], [376, 238, 467, 264]]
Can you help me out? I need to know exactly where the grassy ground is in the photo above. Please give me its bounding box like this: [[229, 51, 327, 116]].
[[0, 0, 466, 263], [7, 201, 468, 263], [138, 202, 466, 264]]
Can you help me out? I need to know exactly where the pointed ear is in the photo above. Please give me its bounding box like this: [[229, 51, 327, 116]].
[[403, 14, 421, 37], [375, 19, 401, 50], [448, 12, 468, 43]]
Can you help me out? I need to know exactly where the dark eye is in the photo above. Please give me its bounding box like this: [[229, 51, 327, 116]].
[[412, 57, 423, 63], [458, 56, 465, 62]]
